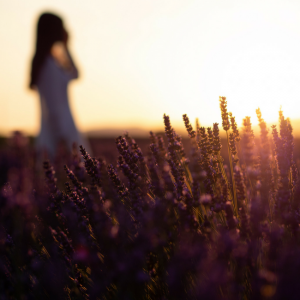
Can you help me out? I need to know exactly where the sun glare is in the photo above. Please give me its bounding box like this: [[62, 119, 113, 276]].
[[1, 0, 300, 135], [218, 25, 300, 128], [115, 1, 300, 133]]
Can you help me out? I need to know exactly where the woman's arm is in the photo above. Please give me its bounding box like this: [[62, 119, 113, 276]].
[[64, 48, 79, 79], [63, 28, 79, 79], [50, 30, 79, 80]]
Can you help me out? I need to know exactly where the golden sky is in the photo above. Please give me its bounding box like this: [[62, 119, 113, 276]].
[[1, 0, 300, 136]]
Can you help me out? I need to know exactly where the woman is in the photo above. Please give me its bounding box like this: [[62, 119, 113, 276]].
[[30, 12, 90, 159]]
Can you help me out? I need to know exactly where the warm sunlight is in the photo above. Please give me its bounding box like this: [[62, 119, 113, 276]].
[[1, 0, 300, 136], [3, 3, 300, 297]]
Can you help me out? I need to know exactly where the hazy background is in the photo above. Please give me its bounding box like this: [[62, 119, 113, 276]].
[[2, 0, 300, 137]]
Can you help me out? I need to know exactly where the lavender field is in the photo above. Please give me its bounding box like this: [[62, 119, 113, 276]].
[[1, 97, 300, 299]]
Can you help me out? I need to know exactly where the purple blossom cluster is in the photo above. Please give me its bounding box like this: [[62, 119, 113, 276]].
[[1, 99, 300, 299]]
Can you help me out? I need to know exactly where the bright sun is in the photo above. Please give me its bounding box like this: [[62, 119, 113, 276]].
[[127, 3, 300, 132], [218, 25, 300, 128]]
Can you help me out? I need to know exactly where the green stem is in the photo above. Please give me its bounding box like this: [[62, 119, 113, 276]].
[[226, 130, 238, 216], [217, 153, 233, 202]]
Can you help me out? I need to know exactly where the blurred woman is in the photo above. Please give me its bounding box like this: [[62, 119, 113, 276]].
[[30, 12, 90, 159]]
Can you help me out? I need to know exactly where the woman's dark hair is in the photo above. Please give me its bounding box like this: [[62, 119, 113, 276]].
[[29, 13, 64, 89]]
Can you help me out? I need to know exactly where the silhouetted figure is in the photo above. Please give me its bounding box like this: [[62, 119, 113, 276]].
[[30, 12, 90, 159]]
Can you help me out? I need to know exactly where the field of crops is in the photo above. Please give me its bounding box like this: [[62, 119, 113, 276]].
[[1, 96, 300, 299]]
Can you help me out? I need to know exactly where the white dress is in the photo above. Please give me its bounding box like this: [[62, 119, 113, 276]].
[[36, 54, 90, 158]]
